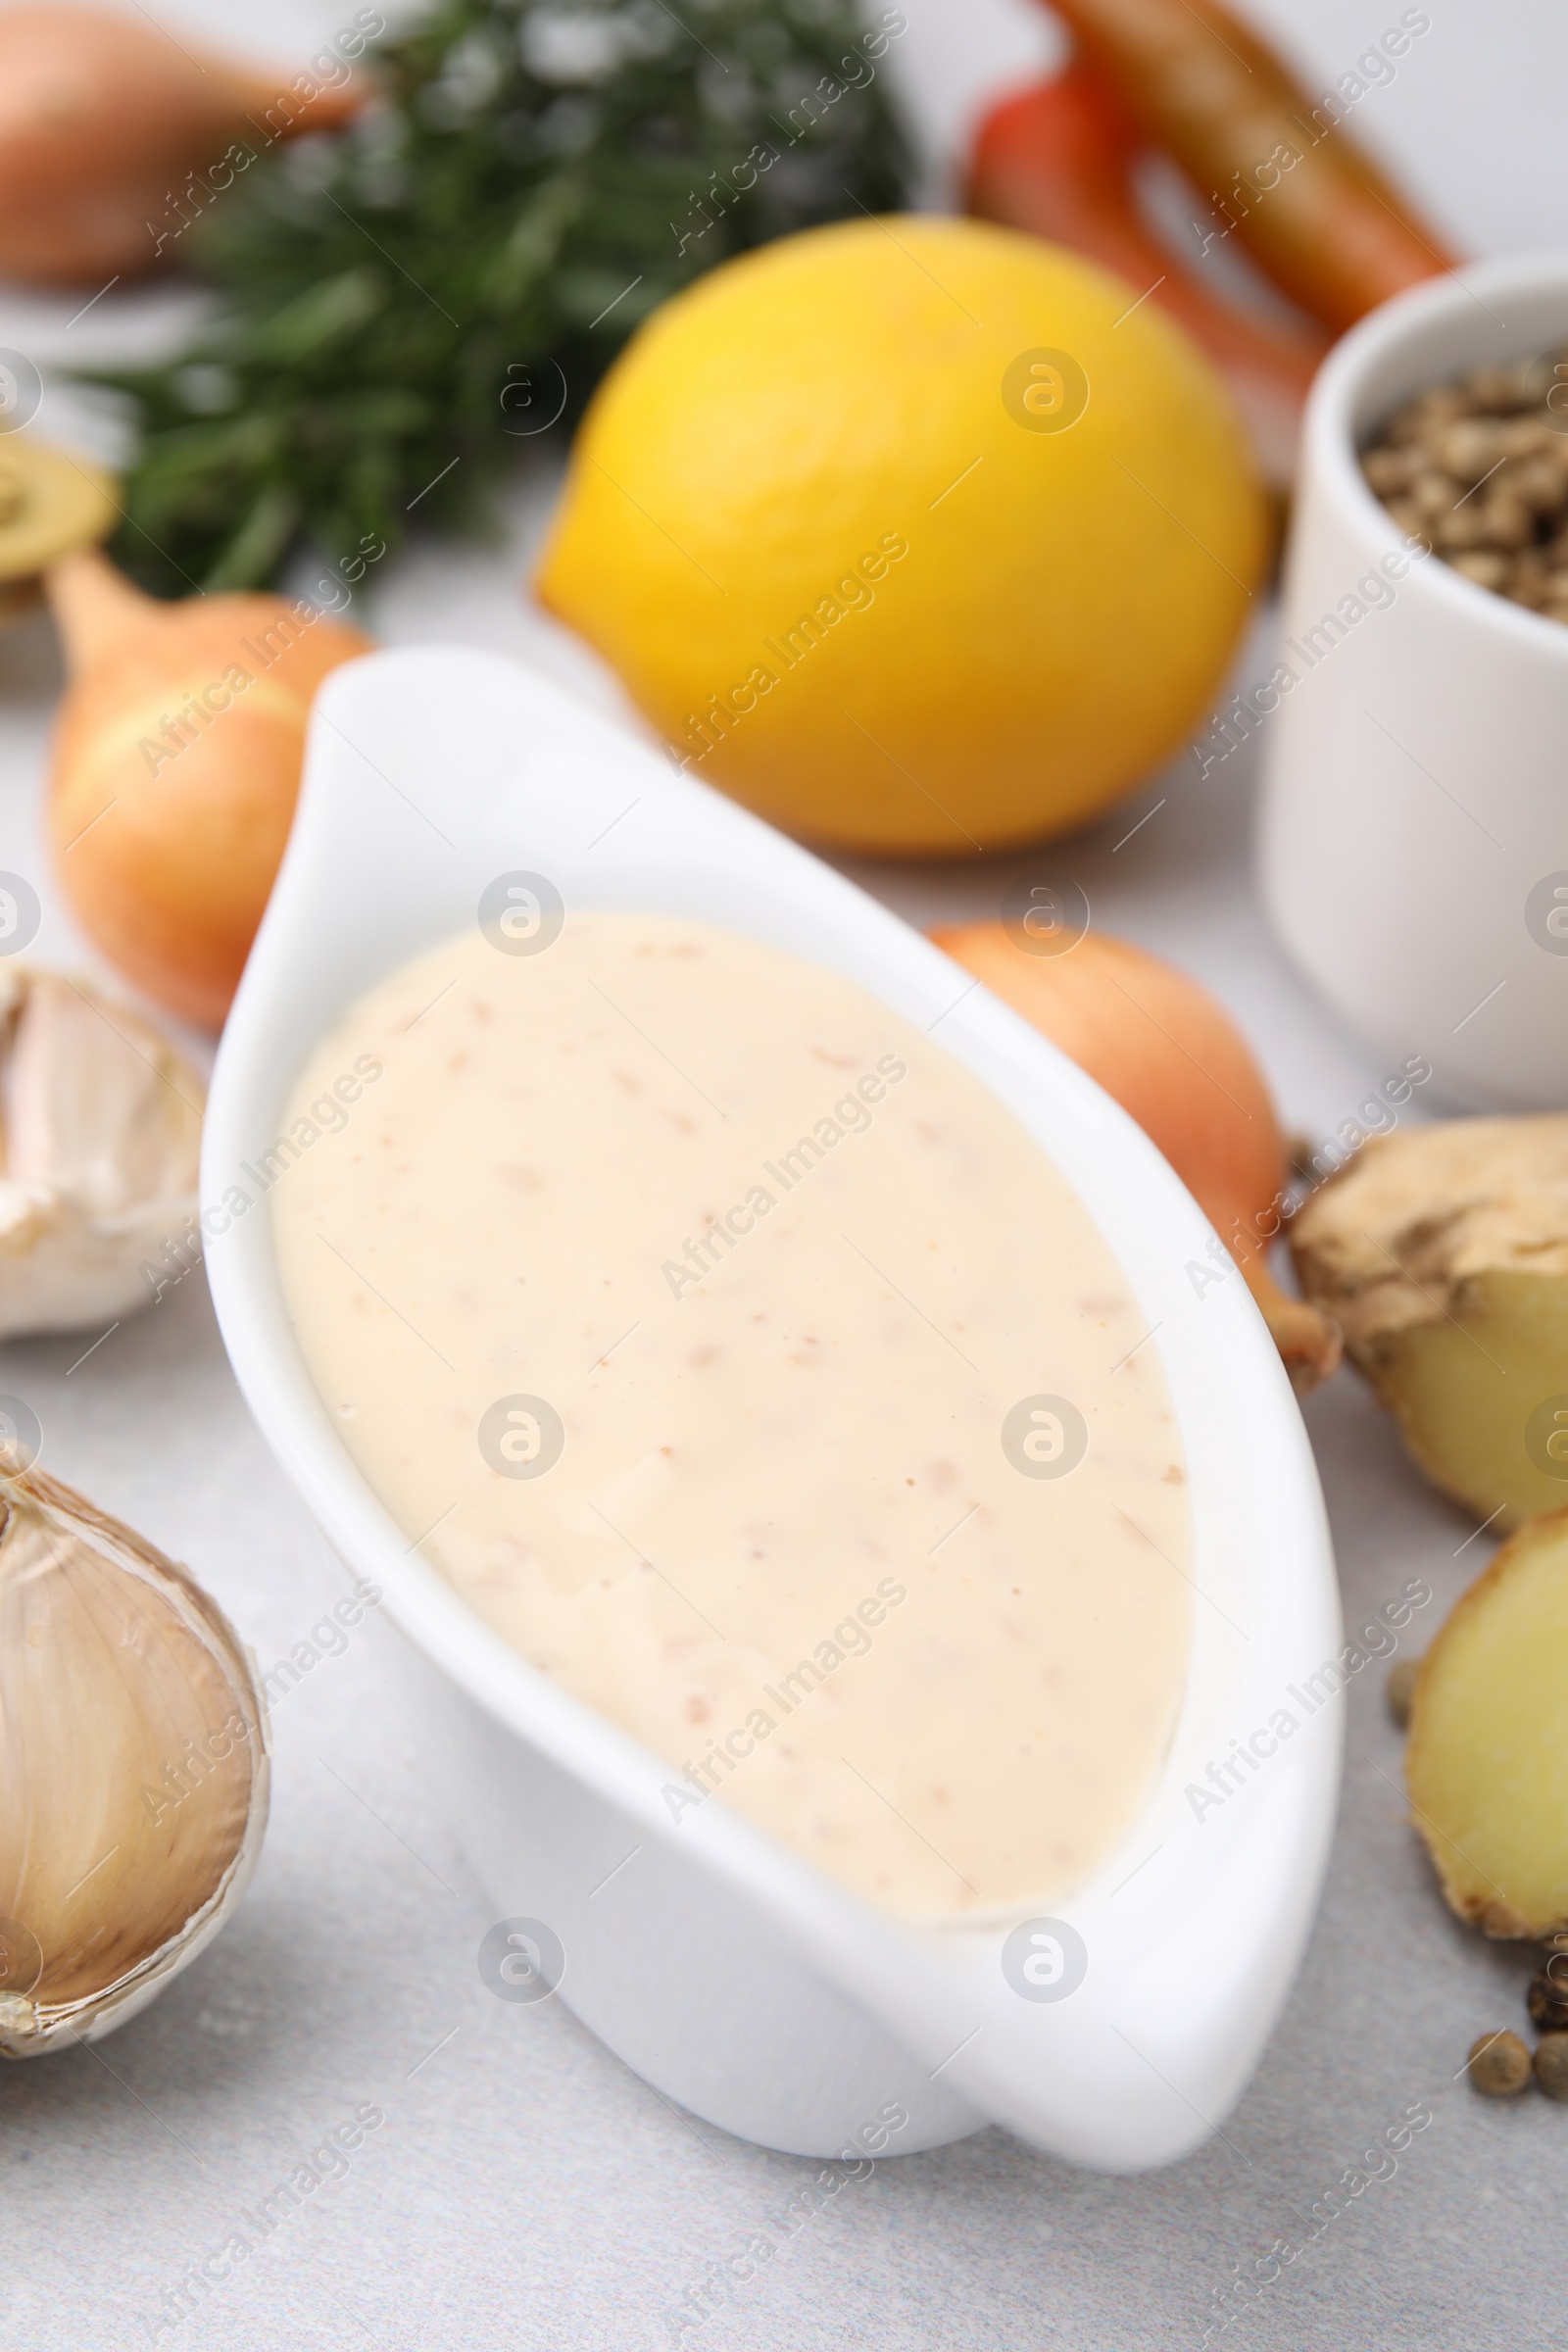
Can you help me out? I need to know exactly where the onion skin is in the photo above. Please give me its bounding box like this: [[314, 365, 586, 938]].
[[46, 551, 372, 1031], [930, 921, 1341, 1393], [0, 7, 365, 286]]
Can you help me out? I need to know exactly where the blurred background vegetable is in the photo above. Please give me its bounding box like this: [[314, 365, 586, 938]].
[[965, 0, 1460, 488], [0, 4, 365, 287], [966, 62, 1326, 490], [1038, 0, 1457, 335], [76, 0, 913, 598]]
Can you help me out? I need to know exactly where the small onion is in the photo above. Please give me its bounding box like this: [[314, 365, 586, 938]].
[[931, 921, 1342, 1392], [46, 549, 373, 1029], [0, 6, 365, 287]]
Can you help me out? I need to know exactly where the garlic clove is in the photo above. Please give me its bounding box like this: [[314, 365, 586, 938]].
[[0, 965, 204, 1338], [0, 1464, 269, 2056], [5, 969, 200, 1210]]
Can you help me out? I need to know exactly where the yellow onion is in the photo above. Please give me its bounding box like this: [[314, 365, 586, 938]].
[[0, 5, 366, 285], [47, 549, 372, 1029]]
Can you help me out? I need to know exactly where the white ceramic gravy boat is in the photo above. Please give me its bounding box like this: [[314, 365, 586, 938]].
[[204, 645, 1340, 2169]]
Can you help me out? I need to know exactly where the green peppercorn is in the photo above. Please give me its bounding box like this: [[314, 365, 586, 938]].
[[1535, 2035, 1568, 2100], [1527, 1972, 1568, 2033], [1468, 2030, 1531, 2095]]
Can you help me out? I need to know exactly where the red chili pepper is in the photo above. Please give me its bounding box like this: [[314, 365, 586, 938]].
[[1039, 0, 1458, 336], [967, 65, 1326, 486]]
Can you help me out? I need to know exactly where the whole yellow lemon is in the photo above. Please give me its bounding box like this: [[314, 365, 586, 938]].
[[535, 216, 1267, 857]]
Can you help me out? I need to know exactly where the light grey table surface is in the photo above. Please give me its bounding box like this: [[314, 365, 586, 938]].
[[3, 3, 1565, 2347]]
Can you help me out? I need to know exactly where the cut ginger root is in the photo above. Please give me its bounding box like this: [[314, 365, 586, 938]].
[[1290, 1116, 1568, 1529], [1407, 1507, 1568, 1937], [930, 922, 1340, 1393]]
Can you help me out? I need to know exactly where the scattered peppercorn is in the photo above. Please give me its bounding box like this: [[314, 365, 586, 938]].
[[1467, 2029, 1532, 2095], [1535, 2034, 1568, 2100], [1527, 1968, 1568, 2033], [1385, 1656, 1419, 1729], [1360, 350, 1568, 622]]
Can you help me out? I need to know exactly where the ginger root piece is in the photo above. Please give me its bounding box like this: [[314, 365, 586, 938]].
[[1289, 1116, 1568, 1528], [1407, 1508, 1568, 1937]]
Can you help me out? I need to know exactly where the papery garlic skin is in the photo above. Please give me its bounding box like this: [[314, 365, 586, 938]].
[[0, 965, 204, 1338], [0, 1466, 268, 2056]]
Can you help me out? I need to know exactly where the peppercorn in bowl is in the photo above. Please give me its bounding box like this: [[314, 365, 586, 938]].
[[1360, 348, 1568, 618], [1257, 252, 1568, 1115]]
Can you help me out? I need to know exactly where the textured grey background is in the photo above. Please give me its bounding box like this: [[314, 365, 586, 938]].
[[2, 3, 1564, 2346]]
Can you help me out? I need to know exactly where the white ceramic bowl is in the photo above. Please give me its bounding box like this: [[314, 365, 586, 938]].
[[1257, 252, 1568, 1110], [204, 646, 1340, 2169]]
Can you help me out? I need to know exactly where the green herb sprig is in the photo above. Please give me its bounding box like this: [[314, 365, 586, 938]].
[[79, 0, 913, 597]]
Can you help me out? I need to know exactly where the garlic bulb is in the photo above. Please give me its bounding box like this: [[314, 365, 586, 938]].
[[0, 965, 204, 1338], [0, 1464, 268, 2057]]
